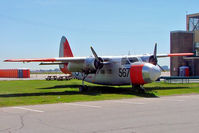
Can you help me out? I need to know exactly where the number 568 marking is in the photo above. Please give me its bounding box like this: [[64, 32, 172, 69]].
[[119, 68, 130, 77]]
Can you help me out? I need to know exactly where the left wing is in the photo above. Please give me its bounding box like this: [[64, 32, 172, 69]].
[[4, 57, 86, 63]]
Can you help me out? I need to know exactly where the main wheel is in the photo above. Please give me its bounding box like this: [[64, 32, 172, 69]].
[[79, 85, 88, 92]]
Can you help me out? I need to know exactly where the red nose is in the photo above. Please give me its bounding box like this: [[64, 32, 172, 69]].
[[130, 64, 145, 85], [130, 63, 161, 85]]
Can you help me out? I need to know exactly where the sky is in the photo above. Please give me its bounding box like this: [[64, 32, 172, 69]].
[[0, 0, 198, 70]]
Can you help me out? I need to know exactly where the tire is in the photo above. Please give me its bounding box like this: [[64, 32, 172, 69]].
[[79, 86, 88, 92]]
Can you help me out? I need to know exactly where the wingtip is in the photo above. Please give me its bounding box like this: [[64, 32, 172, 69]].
[[168, 53, 194, 57], [4, 59, 16, 62]]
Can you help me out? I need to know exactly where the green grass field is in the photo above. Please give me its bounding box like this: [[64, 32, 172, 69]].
[[0, 79, 199, 107]]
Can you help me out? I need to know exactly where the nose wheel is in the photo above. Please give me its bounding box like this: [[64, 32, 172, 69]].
[[133, 85, 146, 93]]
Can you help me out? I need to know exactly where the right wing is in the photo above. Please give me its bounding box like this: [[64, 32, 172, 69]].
[[157, 53, 194, 58]]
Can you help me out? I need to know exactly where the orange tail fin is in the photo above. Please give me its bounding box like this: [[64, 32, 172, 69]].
[[59, 36, 73, 74], [59, 36, 73, 57]]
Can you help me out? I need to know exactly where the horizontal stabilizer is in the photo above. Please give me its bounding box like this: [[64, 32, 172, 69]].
[[39, 62, 65, 65]]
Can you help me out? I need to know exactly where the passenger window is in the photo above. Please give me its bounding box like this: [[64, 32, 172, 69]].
[[107, 69, 112, 74], [100, 69, 105, 74]]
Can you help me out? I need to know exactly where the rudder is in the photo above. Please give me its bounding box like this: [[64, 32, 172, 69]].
[[59, 36, 73, 57], [59, 36, 73, 74]]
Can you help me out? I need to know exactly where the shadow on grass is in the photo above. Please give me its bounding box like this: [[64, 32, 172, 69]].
[[0, 85, 190, 98], [0, 85, 157, 98], [0, 91, 79, 98], [84, 86, 158, 98], [145, 86, 189, 91], [39, 85, 80, 89]]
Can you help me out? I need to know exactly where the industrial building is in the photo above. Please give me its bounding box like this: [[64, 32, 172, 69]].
[[0, 69, 30, 78], [170, 13, 199, 76]]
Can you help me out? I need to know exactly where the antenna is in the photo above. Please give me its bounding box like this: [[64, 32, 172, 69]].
[[128, 50, 131, 55], [186, 11, 188, 15]]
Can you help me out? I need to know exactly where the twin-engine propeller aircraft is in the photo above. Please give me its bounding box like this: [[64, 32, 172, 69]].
[[5, 36, 193, 93]]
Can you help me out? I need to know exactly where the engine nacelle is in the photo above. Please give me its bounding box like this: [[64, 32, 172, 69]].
[[67, 58, 99, 73], [140, 55, 157, 65], [83, 58, 97, 73], [130, 62, 161, 85]]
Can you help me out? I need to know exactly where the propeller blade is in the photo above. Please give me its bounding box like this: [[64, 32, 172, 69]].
[[157, 64, 165, 72], [154, 43, 157, 59], [96, 69, 100, 74], [90, 46, 100, 62]]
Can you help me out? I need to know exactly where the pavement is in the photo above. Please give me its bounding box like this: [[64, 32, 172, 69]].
[[1, 94, 199, 133]]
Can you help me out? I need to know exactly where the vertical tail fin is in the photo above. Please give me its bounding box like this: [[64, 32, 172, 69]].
[[59, 36, 73, 57], [59, 36, 73, 74]]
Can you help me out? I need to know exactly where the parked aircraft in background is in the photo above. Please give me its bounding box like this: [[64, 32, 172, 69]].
[[4, 36, 193, 93]]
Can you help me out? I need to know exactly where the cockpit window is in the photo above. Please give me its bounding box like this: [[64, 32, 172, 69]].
[[121, 57, 139, 65], [128, 57, 139, 63], [140, 56, 149, 62], [121, 58, 130, 65]]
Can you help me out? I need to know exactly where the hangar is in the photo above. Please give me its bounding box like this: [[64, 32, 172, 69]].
[[170, 13, 199, 76]]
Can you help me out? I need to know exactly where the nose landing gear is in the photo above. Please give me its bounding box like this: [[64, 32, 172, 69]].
[[133, 85, 146, 94]]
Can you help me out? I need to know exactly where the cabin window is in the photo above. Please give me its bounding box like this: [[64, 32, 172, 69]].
[[100, 69, 105, 74], [107, 69, 112, 74]]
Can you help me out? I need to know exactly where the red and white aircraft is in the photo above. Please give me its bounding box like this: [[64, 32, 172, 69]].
[[5, 36, 193, 93]]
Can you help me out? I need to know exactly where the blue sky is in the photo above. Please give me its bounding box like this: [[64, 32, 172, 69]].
[[0, 0, 198, 70]]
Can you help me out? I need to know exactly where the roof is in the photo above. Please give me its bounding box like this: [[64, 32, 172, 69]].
[[187, 13, 199, 18]]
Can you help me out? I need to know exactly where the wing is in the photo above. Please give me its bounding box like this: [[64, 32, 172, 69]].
[[157, 53, 194, 58], [4, 57, 86, 64]]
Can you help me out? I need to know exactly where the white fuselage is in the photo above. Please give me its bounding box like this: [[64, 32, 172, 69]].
[[71, 55, 161, 85]]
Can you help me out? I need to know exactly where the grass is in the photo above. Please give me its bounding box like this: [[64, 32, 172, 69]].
[[0, 79, 199, 107]]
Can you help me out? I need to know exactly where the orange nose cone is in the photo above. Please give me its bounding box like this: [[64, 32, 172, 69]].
[[130, 63, 161, 85], [130, 64, 145, 85]]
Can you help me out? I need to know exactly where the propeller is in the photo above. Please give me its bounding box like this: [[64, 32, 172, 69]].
[[149, 43, 165, 72], [153, 43, 157, 64], [90, 46, 104, 72], [157, 64, 165, 72], [91, 47, 100, 62]]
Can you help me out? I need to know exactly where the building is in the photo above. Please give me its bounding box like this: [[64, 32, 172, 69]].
[[170, 13, 199, 76], [0, 69, 30, 78]]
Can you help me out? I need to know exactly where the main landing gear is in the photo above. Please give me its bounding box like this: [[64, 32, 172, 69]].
[[79, 73, 88, 92], [133, 85, 146, 93], [79, 85, 88, 92]]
